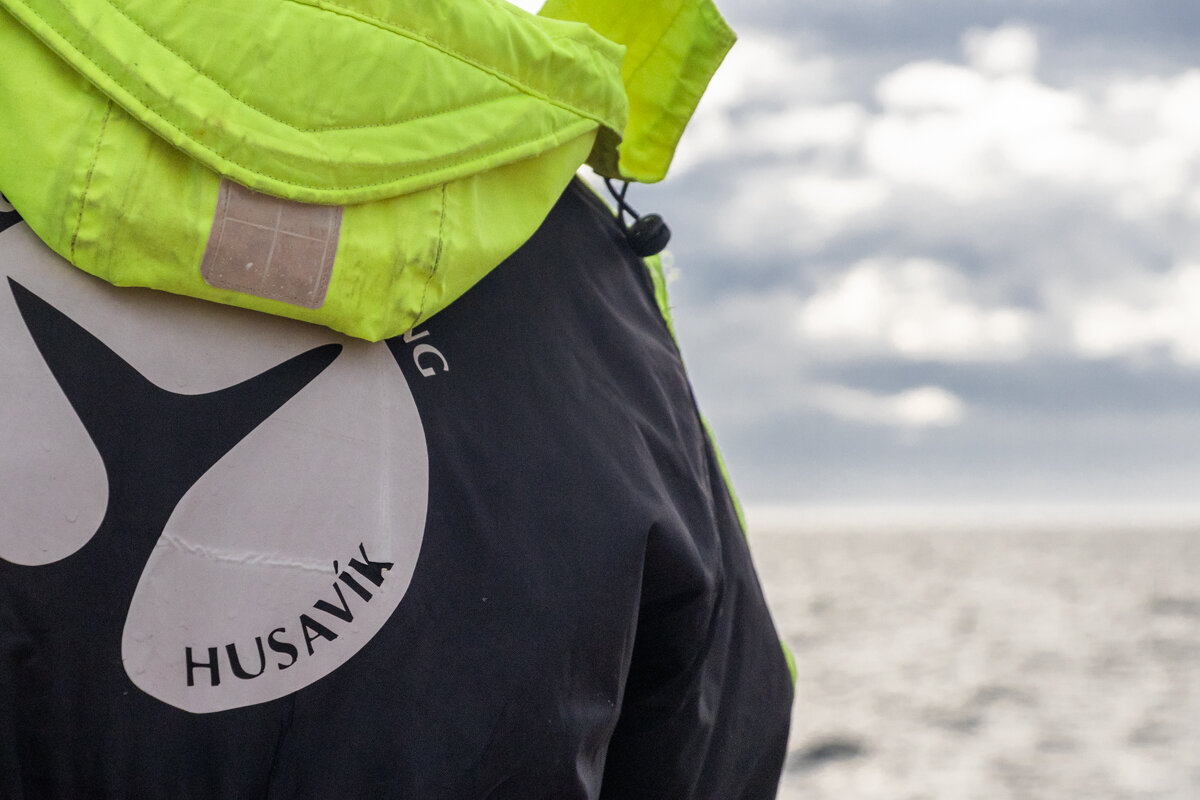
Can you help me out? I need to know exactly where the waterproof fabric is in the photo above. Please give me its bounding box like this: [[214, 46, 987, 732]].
[[0, 0, 623, 340], [541, 0, 736, 183], [1, 0, 628, 202], [0, 181, 793, 797], [0, 0, 733, 341]]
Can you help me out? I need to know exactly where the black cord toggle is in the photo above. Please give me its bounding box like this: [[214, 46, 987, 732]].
[[604, 178, 671, 257]]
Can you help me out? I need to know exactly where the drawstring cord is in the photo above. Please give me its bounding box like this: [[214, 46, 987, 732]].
[[602, 178, 671, 257], [604, 178, 641, 232]]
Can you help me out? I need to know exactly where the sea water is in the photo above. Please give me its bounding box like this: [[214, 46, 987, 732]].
[[748, 517, 1200, 800]]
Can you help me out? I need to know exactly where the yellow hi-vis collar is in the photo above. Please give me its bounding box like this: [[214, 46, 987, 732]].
[[0, 0, 734, 340]]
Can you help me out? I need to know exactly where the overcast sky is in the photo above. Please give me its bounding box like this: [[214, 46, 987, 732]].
[[514, 1, 1200, 514]]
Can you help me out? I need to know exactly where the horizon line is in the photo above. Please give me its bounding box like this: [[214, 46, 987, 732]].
[[744, 502, 1200, 533]]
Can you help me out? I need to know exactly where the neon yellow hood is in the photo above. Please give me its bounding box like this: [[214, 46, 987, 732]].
[[0, 0, 733, 340]]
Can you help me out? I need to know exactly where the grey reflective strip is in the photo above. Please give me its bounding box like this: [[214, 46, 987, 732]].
[[201, 179, 341, 309]]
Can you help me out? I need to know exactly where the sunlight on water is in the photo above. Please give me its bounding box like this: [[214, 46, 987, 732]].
[[747, 508, 1200, 800]]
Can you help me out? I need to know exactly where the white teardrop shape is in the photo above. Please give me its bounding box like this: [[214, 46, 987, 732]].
[[0, 225, 108, 565], [121, 339, 428, 713]]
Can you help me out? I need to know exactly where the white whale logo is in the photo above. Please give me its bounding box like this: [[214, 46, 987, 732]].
[[0, 224, 429, 713]]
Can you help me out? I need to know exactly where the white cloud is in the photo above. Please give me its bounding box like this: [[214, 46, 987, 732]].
[[806, 383, 966, 428], [665, 288, 972, 431], [963, 23, 1040, 76], [671, 31, 846, 174], [702, 255, 1200, 373], [796, 258, 1033, 361], [868, 58, 1097, 199], [674, 21, 1200, 252], [745, 103, 867, 156], [1152, 71, 1200, 139], [1064, 264, 1200, 364], [875, 61, 991, 112], [668, 19, 1200, 370], [783, 174, 889, 238]]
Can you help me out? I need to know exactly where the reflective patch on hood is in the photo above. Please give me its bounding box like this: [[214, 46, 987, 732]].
[[201, 179, 341, 310]]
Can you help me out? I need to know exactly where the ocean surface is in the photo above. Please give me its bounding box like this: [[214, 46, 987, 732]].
[[747, 518, 1200, 800]]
